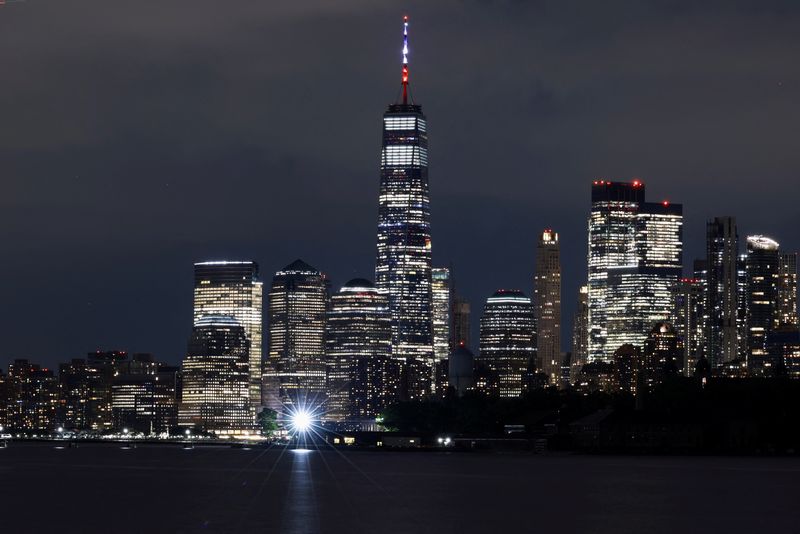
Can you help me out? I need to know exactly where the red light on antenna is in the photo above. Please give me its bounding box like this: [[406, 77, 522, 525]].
[[404, 15, 409, 22], [662, 200, 669, 206]]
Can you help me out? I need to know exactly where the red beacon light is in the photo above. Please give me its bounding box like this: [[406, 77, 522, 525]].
[[662, 200, 670, 207]]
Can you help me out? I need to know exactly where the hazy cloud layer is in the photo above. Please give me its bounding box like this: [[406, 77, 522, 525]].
[[1, 0, 799, 365]]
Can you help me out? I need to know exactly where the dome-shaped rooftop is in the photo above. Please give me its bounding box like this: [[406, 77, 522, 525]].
[[343, 278, 374, 289]]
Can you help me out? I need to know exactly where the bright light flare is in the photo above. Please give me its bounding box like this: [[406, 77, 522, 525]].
[[291, 410, 313, 433]]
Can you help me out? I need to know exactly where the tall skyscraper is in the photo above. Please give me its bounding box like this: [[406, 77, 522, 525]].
[[745, 235, 781, 375], [374, 17, 434, 381], [478, 290, 536, 397], [571, 285, 590, 383], [588, 180, 682, 361], [431, 268, 451, 364], [588, 181, 643, 361], [179, 316, 253, 435], [325, 279, 395, 424], [265, 259, 327, 413], [193, 261, 263, 408], [533, 229, 561, 385], [705, 217, 739, 367], [778, 252, 798, 328], [671, 277, 705, 376]]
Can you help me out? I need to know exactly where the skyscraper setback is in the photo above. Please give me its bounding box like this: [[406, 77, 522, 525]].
[[534, 229, 561, 385], [587, 181, 683, 361], [374, 17, 435, 379], [193, 261, 263, 408]]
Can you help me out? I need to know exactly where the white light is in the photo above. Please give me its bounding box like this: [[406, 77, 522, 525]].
[[57, 427, 64, 433], [291, 410, 312, 433]]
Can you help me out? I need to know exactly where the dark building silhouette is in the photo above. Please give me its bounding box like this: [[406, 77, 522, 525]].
[[706, 217, 739, 367]]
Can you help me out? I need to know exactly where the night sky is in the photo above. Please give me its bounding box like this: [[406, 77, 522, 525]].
[[2, 1, 799, 368]]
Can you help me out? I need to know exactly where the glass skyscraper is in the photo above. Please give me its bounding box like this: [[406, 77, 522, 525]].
[[375, 17, 435, 386], [265, 259, 327, 414], [588, 180, 683, 361], [193, 261, 263, 408], [431, 268, 451, 364], [534, 229, 561, 385], [325, 279, 395, 424], [705, 217, 740, 367], [745, 235, 781, 375], [478, 290, 536, 397]]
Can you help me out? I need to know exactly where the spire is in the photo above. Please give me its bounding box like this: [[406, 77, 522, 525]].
[[401, 15, 409, 104]]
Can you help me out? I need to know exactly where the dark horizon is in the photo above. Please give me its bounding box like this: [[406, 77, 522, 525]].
[[2, 1, 799, 368]]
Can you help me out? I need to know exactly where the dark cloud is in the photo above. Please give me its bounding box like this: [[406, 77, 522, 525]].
[[1, 0, 799, 366]]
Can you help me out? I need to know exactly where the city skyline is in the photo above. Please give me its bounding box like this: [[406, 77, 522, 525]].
[[3, 3, 800, 368]]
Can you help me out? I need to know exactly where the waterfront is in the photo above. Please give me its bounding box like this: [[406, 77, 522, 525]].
[[0, 443, 798, 533]]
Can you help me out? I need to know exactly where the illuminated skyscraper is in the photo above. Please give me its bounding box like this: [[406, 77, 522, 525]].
[[478, 290, 536, 397], [671, 278, 705, 376], [705, 217, 740, 367], [588, 180, 682, 361], [325, 279, 395, 423], [571, 286, 590, 383], [431, 268, 451, 364], [534, 229, 561, 385], [265, 259, 327, 413], [745, 235, 781, 375], [179, 316, 253, 435], [588, 181, 643, 361], [778, 252, 798, 328], [193, 261, 263, 407], [374, 17, 434, 382]]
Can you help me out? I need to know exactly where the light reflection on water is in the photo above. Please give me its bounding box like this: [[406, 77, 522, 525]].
[[281, 448, 319, 534]]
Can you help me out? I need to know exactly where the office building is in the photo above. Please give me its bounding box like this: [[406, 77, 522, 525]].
[[706, 217, 740, 367], [325, 279, 395, 423], [778, 252, 798, 327], [478, 290, 536, 397], [431, 268, 451, 365], [265, 259, 327, 413], [193, 261, 263, 408], [571, 285, 590, 383], [671, 278, 705, 376], [588, 180, 682, 361], [179, 315, 253, 435], [374, 17, 435, 384], [534, 229, 561, 385], [745, 236, 781, 375]]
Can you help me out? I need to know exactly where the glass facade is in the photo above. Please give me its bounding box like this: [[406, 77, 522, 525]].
[[534, 229, 560, 384], [478, 290, 536, 397], [588, 181, 682, 361], [179, 316, 253, 435], [431, 268, 451, 365], [325, 279, 395, 424], [778, 252, 798, 328], [571, 285, 589, 383], [705, 217, 740, 367], [745, 236, 781, 375], [375, 102, 434, 384], [671, 278, 706, 376], [193, 261, 263, 408], [265, 259, 327, 414]]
